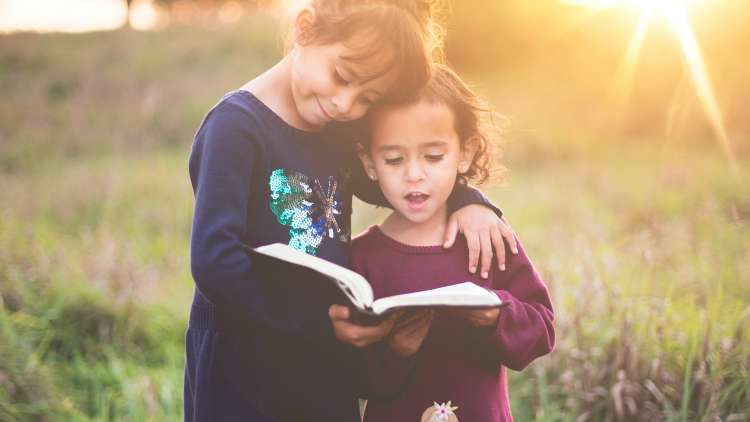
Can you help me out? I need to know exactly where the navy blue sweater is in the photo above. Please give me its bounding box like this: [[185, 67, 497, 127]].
[[184, 90, 500, 422]]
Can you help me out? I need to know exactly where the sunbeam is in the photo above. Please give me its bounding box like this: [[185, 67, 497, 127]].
[[610, 9, 652, 108], [564, 0, 737, 173], [663, 3, 737, 171]]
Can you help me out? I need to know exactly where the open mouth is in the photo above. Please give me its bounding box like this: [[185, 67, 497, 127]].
[[404, 192, 429, 209]]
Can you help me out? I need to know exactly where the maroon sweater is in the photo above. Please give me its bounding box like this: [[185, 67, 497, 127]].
[[352, 225, 555, 422]]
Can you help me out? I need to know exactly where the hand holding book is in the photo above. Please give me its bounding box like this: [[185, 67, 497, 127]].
[[329, 305, 434, 355], [329, 304, 401, 348], [246, 243, 505, 325], [451, 307, 501, 327], [387, 309, 435, 357]]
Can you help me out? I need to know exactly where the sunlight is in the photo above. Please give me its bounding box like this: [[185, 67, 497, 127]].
[[563, 0, 707, 8], [0, 0, 127, 33], [663, 4, 737, 171], [609, 9, 652, 106], [564, 0, 736, 173], [129, 0, 168, 31]]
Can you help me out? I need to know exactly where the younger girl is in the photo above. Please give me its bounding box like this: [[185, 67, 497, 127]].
[[185, 2, 516, 421], [354, 64, 555, 421]]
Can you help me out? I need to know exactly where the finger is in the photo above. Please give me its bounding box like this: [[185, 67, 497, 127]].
[[398, 315, 433, 337], [443, 216, 459, 248], [490, 225, 506, 271], [394, 311, 430, 330], [420, 311, 435, 327], [391, 310, 406, 320], [479, 230, 493, 279], [369, 322, 395, 338], [412, 313, 435, 335], [328, 304, 351, 321], [464, 230, 480, 274], [383, 310, 406, 326], [499, 220, 518, 255], [353, 323, 394, 346]]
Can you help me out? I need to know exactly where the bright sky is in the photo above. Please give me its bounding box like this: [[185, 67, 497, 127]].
[[0, 0, 130, 33]]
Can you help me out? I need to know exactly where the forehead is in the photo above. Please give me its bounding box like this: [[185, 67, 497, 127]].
[[370, 100, 458, 147], [336, 29, 400, 87]]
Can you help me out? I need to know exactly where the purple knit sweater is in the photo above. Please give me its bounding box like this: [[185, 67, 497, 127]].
[[352, 225, 555, 422]]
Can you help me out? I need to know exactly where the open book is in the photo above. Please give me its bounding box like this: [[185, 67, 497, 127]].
[[245, 243, 503, 323]]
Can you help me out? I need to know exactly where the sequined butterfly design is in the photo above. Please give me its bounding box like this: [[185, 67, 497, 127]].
[[268, 168, 349, 255], [421, 401, 459, 422]]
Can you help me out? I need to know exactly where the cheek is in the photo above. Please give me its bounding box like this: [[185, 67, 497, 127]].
[[432, 161, 460, 191], [374, 166, 402, 193], [297, 70, 330, 97], [342, 103, 369, 122]]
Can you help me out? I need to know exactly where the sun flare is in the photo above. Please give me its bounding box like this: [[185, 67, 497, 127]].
[[564, 0, 736, 171]]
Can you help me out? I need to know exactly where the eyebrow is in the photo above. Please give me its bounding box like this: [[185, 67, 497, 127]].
[[422, 141, 449, 148], [375, 144, 404, 152], [375, 141, 449, 152]]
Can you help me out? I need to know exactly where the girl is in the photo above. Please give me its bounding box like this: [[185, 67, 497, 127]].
[[185, 2, 516, 421], [354, 64, 555, 422]]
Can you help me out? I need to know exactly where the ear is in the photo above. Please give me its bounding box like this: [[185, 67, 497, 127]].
[[458, 136, 479, 174], [357, 143, 378, 181], [293, 7, 316, 46]]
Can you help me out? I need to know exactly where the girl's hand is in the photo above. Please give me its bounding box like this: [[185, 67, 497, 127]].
[[388, 310, 434, 357], [444, 205, 518, 278], [329, 305, 400, 348], [455, 307, 500, 328]]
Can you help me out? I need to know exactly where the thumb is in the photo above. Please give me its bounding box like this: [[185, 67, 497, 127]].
[[328, 304, 350, 321]]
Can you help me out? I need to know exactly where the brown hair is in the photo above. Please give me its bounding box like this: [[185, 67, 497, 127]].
[[366, 63, 503, 185], [291, 0, 444, 103]]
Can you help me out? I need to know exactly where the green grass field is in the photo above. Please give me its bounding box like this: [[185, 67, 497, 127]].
[[1, 15, 748, 421]]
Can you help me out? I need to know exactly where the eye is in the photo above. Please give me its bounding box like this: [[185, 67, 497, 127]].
[[425, 154, 444, 162], [384, 157, 403, 165], [334, 69, 349, 85]]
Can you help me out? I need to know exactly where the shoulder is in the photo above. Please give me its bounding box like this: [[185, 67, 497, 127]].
[[190, 91, 275, 164], [351, 225, 381, 254], [350, 226, 384, 270], [197, 91, 269, 138]]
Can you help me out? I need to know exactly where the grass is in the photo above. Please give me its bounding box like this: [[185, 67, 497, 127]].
[[1, 12, 748, 421]]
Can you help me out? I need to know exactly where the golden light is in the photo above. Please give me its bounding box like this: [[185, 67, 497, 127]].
[[0, 0, 127, 33], [219, 1, 245, 24], [565, 0, 737, 173], [129, 0, 169, 31]]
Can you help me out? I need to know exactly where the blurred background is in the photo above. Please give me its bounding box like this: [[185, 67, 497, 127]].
[[0, 0, 748, 420]]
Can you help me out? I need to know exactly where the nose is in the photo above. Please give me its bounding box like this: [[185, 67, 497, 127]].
[[404, 158, 426, 183], [331, 88, 357, 118]]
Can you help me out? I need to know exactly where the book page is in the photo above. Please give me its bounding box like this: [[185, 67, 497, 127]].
[[370, 282, 502, 315], [253, 243, 374, 309]]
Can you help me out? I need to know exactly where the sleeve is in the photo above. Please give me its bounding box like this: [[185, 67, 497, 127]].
[[188, 104, 334, 341], [347, 143, 503, 218], [468, 236, 555, 371]]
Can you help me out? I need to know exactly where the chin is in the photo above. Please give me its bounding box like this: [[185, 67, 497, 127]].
[[399, 211, 436, 225]]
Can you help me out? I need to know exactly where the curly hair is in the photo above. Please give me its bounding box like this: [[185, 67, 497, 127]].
[[365, 63, 503, 185]]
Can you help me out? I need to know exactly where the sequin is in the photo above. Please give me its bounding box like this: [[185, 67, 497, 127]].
[[269, 168, 349, 255]]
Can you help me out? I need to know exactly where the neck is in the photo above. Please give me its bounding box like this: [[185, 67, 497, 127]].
[[379, 206, 448, 247], [240, 54, 318, 132]]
